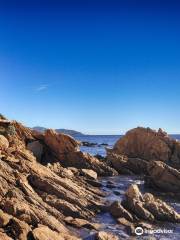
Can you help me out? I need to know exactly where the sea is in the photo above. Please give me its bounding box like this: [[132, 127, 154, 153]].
[[75, 134, 180, 157]]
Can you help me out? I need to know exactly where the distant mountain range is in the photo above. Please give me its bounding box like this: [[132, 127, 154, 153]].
[[32, 126, 84, 136]]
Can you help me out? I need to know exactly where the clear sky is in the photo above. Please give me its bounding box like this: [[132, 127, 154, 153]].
[[0, 0, 180, 134]]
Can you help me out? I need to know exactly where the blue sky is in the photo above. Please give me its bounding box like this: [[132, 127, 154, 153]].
[[0, 0, 180, 134]]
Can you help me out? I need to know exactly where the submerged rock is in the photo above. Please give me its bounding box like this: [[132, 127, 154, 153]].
[[81, 141, 97, 147]]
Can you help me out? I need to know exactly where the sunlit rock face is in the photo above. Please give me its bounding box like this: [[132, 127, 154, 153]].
[[108, 127, 180, 171]]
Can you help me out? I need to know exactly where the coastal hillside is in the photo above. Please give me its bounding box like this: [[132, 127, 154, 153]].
[[33, 126, 84, 136]]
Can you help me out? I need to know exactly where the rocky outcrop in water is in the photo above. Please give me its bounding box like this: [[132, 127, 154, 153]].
[[110, 127, 180, 168], [110, 184, 180, 229]]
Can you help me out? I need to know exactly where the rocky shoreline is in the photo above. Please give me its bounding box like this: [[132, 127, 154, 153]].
[[0, 117, 180, 239]]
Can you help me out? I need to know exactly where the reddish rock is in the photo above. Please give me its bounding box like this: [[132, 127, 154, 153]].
[[44, 129, 79, 157], [112, 127, 172, 162]]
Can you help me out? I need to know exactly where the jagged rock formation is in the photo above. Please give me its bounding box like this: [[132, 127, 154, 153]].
[[146, 161, 180, 194], [109, 184, 180, 234], [106, 152, 148, 175], [0, 118, 118, 239], [31, 127, 118, 176], [110, 127, 180, 168]]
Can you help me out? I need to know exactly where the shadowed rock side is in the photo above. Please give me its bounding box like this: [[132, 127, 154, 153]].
[[31, 128, 118, 176], [146, 161, 180, 194], [0, 119, 118, 240]]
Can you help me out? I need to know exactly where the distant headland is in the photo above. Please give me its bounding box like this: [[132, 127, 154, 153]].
[[32, 126, 84, 136]]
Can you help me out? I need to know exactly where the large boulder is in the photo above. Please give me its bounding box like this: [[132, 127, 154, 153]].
[[146, 161, 180, 193], [112, 127, 172, 162], [44, 129, 79, 158], [0, 135, 9, 150]]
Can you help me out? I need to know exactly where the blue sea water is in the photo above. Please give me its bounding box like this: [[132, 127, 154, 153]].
[[75, 135, 121, 156], [75, 134, 180, 157]]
